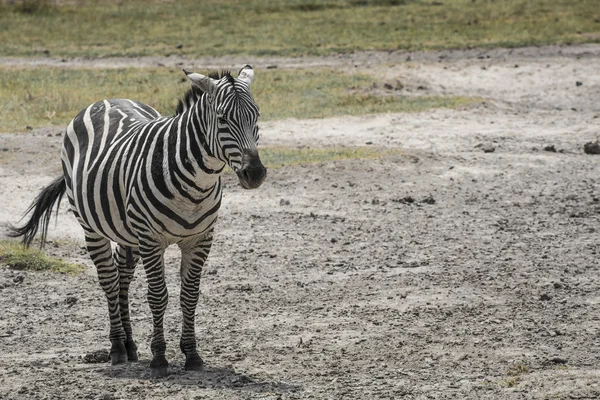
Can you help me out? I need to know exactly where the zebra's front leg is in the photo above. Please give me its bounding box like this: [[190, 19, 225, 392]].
[[113, 245, 140, 362], [85, 234, 128, 365], [139, 240, 169, 377], [179, 234, 213, 371]]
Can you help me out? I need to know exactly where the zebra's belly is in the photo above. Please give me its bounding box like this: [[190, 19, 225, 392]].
[[64, 183, 139, 246], [126, 186, 222, 245], [159, 207, 220, 244]]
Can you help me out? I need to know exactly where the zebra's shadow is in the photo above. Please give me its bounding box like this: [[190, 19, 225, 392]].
[[97, 359, 302, 393]]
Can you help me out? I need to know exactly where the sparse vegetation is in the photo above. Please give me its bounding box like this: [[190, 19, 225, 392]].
[[0, 240, 84, 275], [500, 363, 531, 388], [260, 146, 403, 168], [0, 66, 476, 132], [0, 0, 598, 58]]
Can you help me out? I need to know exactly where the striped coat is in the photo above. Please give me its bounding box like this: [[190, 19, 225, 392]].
[[10, 66, 266, 376]]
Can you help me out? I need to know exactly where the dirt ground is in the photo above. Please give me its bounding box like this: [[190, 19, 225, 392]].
[[0, 45, 599, 399]]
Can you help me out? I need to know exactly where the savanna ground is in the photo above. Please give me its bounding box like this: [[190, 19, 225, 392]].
[[1, 1, 600, 399]]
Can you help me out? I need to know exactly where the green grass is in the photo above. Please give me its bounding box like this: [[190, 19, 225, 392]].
[[260, 146, 402, 168], [0, 240, 85, 275], [0, 0, 599, 58], [0, 66, 476, 132]]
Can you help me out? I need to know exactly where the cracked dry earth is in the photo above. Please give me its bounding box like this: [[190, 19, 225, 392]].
[[1, 45, 600, 399]]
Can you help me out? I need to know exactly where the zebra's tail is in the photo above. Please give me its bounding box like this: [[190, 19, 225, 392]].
[[7, 176, 66, 248]]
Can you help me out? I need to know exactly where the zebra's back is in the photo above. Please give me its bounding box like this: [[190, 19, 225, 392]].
[[61, 99, 161, 246]]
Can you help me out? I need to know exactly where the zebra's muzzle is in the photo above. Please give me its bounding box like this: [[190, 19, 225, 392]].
[[236, 152, 267, 189]]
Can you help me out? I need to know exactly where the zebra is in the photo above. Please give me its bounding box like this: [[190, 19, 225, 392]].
[[9, 65, 266, 377]]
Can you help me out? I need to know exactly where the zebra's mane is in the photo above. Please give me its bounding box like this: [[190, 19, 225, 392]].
[[175, 70, 235, 115]]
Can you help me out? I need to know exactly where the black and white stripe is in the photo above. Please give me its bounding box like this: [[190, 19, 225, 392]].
[[10, 65, 266, 376]]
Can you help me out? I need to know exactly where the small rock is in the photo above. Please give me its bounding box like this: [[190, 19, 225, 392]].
[[420, 195, 436, 205], [553, 282, 563, 289], [583, 141, 600, 154], [549, 356, 567, 364], [65, 296, 78, 307], [175, 44, 183, 49], [475, 143, 495, 152], [392, 196, 414, 204], [383, 83, 393, 90], [576, 81, 583, 86], [477, 143, 495, 153], [539, 293, 552, 301], [365, 141, 373, 145], [13, 275, 24, 284], [279, 199, 290, 206], [543, 145, 557, 152]]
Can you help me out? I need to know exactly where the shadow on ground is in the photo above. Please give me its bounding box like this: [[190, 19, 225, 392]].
[[97, 359, 302, 393]]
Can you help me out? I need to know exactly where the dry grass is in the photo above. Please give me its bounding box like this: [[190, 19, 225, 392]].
[[0, 66, 477, 132], [260, 146, 403, 169], [0, 0, 598, 58]]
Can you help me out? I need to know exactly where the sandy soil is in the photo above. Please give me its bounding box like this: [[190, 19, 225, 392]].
[[0, 45, 599, 399]]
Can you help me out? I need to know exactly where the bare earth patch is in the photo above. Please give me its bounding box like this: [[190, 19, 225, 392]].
[[0, 45, 599, 399]]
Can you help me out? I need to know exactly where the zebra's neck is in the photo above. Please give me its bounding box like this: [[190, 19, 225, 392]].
[[162, 104, 225, 196]]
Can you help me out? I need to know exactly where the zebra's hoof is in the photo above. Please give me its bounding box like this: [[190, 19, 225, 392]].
[[184, 353, 204, 371], [125, 340, 138, 362], [110, 341, 128, 365], [150, 355, 169, 377], [111, 352, 128, 365], [150, 366, 168, 377]]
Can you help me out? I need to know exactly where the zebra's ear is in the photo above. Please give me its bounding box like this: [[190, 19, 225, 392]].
[[183, 69, 217, 96], [238, 65, 254, 86]]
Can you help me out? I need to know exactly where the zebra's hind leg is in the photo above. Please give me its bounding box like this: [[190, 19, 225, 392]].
[[113, 244, 140, 362], [85, 234, 128, 365], [178, 233, 213, 372], [139, 239, 169, 377]]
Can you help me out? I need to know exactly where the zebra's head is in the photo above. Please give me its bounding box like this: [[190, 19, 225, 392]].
[[184, 66, 266, 189]]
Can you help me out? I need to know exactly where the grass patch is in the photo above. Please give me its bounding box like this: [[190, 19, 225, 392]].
[[0, 0, 599, 58], [255, 70, 477, 120], [0, 240, 85, 275], [260, 146, 402, 168], [0, 66, 476, 132], [0, 67, 189, 132], [499, 363, 531, 388]]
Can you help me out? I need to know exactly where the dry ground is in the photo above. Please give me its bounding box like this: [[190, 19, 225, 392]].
[[0, 45, 599, 399]]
